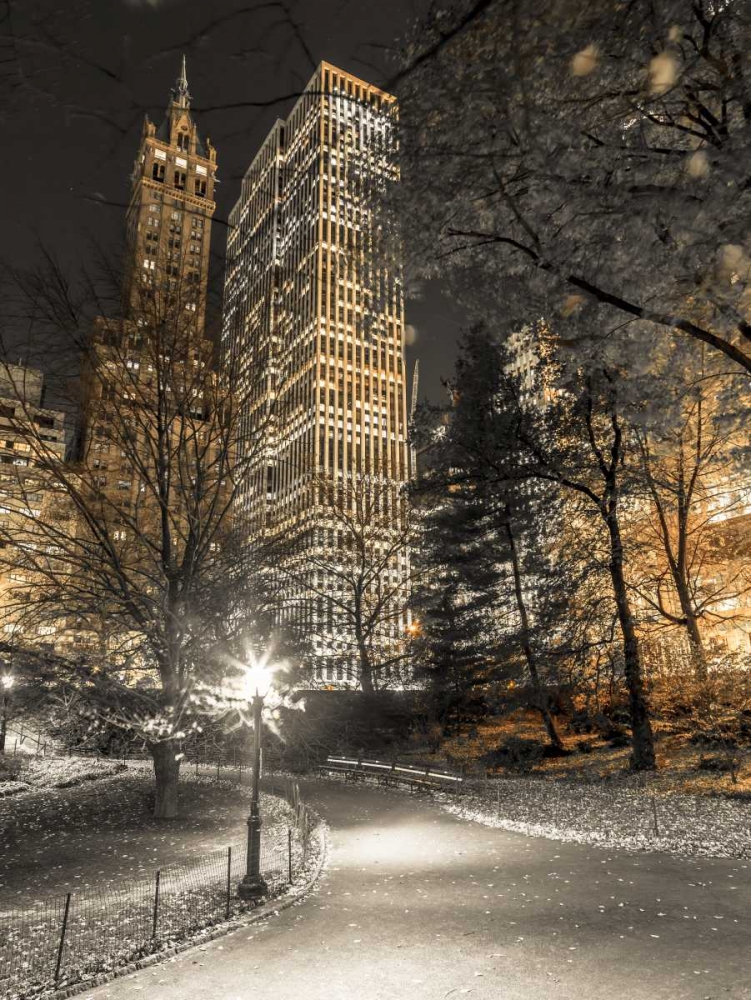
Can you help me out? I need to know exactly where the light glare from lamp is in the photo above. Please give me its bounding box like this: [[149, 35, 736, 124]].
[[244, 652, 273, 700]]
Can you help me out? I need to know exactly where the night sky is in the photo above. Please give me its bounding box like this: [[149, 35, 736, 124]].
[[1, 0, 464, 401]]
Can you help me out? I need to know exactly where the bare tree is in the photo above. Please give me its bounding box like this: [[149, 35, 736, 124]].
[[0, 253, 279, 817], [274, 473, 413, 694], [507, 360, 657, 770], [631, 371, 751, 680]]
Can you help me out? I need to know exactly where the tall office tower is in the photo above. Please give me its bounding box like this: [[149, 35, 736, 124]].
[[223, 62, 411, 687]]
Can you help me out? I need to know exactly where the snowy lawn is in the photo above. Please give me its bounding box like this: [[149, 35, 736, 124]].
[[0, 766, 294, 898]]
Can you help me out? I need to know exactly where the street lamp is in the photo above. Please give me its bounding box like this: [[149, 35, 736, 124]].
[[0, 674, 14, 755], [238, 658, 273, 902]]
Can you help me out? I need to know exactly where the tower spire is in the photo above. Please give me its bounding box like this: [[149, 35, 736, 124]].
[[172, 54, 191, 108], [410, 358, 420, 419]]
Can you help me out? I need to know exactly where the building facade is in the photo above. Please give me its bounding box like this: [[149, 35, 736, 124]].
[[0, 365, 69, 646], [223, 62, 412, 687], [80, 57, 219, 506], [124, 57, 217, 334]]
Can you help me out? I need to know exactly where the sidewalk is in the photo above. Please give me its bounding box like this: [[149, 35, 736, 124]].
[[83, 778, 751, 1000]]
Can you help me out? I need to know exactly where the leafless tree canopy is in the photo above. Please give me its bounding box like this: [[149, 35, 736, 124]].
[[0, 254, 283, 814]]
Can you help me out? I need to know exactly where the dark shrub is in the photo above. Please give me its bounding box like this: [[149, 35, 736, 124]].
[[484, 736, 545, 773], [569, 710, 594, 735], [0, 757, 24, 781], [698, 754, 736, 773]]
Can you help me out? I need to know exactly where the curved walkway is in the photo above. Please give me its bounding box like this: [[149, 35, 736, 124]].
[[86, 779, 750, 1000]]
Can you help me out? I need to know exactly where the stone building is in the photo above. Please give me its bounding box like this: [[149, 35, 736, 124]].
[[123, 56, 217, 334], [0, 364, 69, 646]]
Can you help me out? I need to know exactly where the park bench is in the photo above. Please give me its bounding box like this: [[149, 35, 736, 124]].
[[319, 756, 464, 794]]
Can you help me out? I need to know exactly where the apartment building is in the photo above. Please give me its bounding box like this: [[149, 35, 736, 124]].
[[0, 365, 68, 645]]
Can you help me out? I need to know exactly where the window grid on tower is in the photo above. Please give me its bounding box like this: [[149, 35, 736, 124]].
[[222, 62, 411, 686]]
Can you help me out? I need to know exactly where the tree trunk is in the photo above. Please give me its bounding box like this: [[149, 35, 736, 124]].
[[358, 652, 375, 695], [504, 512, 563, 750], [354, 596, 375, 694], [0, 695, 8, 754], [685, 619, 708, 686], [150, 741, 181, 819], [673, 577, 708, 684], [606, 512, 656, 771], [640, 430, 707, 685]]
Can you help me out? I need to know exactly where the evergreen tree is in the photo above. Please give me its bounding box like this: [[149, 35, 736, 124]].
[[448, 325, 566, 748], [413, 326, 567, 747], [411, 471, 500, 730]]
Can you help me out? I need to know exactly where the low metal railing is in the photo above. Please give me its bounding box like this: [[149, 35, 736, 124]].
[[318, 755, 464, 792]]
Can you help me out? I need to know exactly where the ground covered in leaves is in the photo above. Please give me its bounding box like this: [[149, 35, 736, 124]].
[[0, 763, 293, 901], [409, 709, 751, 797], [0, 763, 320, 1000], [397, 710, 751, 860], [445, 775, 751, 860], [0, 756, 127, 799]]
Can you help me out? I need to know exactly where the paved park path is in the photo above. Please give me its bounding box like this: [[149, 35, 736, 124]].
[[86, 779, 750, 1000]]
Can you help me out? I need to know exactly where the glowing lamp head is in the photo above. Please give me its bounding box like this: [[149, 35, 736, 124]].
[[1, 675, 14, 691], [244, 656, 272, 701]]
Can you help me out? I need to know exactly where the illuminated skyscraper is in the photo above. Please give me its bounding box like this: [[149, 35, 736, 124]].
[[223, 62, 411, 686]]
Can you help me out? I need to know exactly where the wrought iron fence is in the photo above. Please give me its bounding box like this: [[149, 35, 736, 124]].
[[0, 780, 319, 998]]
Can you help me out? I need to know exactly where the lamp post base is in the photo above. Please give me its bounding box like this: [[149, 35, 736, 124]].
[[238, 874, 268, 902], [239, 694, 267, 903]]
